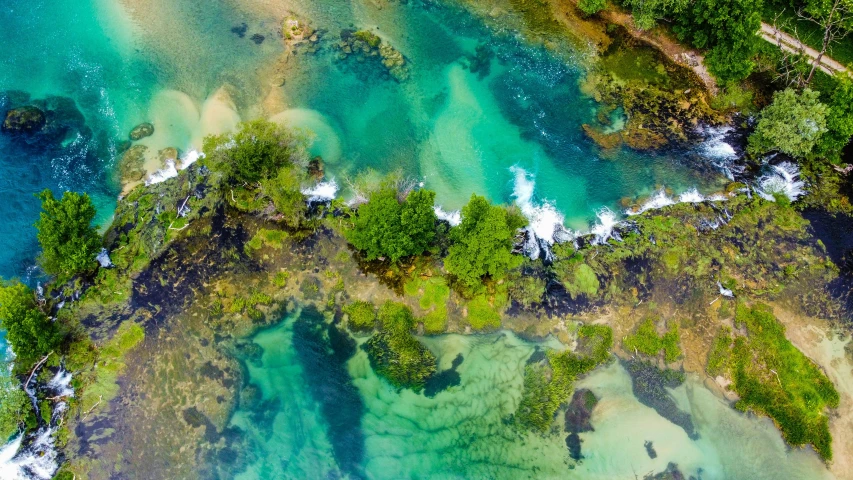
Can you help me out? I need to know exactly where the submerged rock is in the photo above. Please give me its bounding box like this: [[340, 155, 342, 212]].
[[119, 144, 148, 184], [582, 124, 622, 150], [129, 122, 154, 141], [2, 106, 46, 135]]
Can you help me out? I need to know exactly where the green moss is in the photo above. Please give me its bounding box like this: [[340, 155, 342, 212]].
[[245, 228, 289, 254], [273, 271, 290, 287], [79, 322, 145, 414], [403, 276, 450, 333], [343, 300, 376, 332], [623, 318, 682, 363], [715, 304, 839, 460], [553, 257, 600, 299], [466, 295, 501, 330], [707, 326, 733, 377]]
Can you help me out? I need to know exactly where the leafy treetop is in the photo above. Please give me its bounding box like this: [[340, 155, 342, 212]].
[[0, 282, 60, 367], [35, 189, 101, 279], [748, 88, 828, 158]]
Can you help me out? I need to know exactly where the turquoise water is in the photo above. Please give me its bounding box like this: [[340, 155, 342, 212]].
[[224, 309, 831, 479]]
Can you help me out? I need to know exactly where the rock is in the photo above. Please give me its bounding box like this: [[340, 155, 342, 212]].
[[621, 120, 667, 150], [117, 140, 132, 154], [158, 147, 178, 165], [250, 34, 265, 45], [129, 122, 154, 141], [308, 156, 324, 180], [2, 106, 46, 135], [582, 124, 622, 150], [119, 144, 148, 184]]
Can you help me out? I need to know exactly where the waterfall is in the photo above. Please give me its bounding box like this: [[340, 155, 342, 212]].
[[756, 162, 805, 202], [509, 166, 574, 260], [302, 179, 339, 203], [434, 206, 461, 226]]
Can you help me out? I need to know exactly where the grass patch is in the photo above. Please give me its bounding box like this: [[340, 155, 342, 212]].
[[715, 303, 839, 460], [404, 276, 450, 333], [245, 228, 289, 253], [466, 295, 501, 330], [623, 317, 682, 363], [343, 300, 376, 332]]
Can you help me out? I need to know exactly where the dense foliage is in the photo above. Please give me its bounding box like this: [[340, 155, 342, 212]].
[[711, 304, 839, 460], [622, 318, 681, 363], [445, 195, 526, 290], [0, 282, 61, 366], [814, 77, 853, 163], [515, 325, 612, 431], [0, 366, 30, 440], [748, 88, 828, 158], [364, 302, 436, 391], [203, 120, 308, 184], [35, 189, 102, 279], [347, 188, 437, 262], [578, 0, 607, 15]]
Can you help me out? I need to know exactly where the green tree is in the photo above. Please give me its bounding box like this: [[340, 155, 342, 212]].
[[0, 365, 30, 440], [202, 120, 308, 184], [261, 165, 307, 228], [445, 195, 527, 290], [815, 76, 853, 162], [0, 282, 60, 366], [35, 190, 102, 278], [673, 0, 762, 81], [579, 0, 608, 16], [748, 88, 829, 158], [346, 187, 437, 262], [622, 0, 688, 29]]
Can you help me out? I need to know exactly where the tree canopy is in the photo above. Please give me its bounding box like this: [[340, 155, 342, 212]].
[[748, 88, 829, 158], [0, 282, 60, 366], [202, 120, 308, 184], [35, 189, 102, 278], [346, 187, 437, 262], [444, 194, 527, 290], [815, 76, 853, 162], [0, 365, 30, 440]]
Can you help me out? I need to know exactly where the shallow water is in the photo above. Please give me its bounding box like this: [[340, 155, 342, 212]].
[[225, 310, 833, 479]]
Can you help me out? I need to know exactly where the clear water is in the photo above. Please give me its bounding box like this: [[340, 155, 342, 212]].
[[226, 309, 831, 479], [0, 0, 829, 477]]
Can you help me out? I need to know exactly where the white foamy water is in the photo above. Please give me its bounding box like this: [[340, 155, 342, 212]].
[[699, 125, 740, 180], [302, 179, 338, 203], [627, 189, 677, 215], [756, 162, 806, 202], [145, 159, 179, 185], [180, 149, 204, 169], [510, 166, 573, 259], [588, 208, 620, 245], [434, 206, 461, 226]]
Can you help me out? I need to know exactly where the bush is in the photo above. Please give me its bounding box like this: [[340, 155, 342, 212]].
[[343, 300, 376, 331], [0, 282, 61, 366], [35, 189, 102, 279], [0, 365, 30, 440], [364, 302, 436, 391], [346, 187, 437, 263], [445, 195, 527, 291], [261, 166, 307, 228]]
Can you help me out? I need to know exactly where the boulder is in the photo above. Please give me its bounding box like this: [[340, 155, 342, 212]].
[[2, 106, 46, 135], [129, 122, 154, 141], [119, 144, 148, 184]]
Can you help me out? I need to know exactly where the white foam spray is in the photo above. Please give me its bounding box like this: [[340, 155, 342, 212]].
[[434, 206, 461, 226], [302, 180, 339, 203], [588, 208, 621, 245], [509, 166, 573, 259], [145, 159, 179, 185], [756, 162, 806, 202]]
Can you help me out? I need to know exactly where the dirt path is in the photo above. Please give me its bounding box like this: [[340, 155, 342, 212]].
[[760, 22, 850, 76]]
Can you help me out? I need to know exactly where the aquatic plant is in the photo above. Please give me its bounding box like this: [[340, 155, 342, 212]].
[[342, 300, 376, 332], [622, 317, 682, 363], [515, 325, 612, 432], [364, 302, 436, 391], [712, 304, 840, 460], [35, 189, 102, 280]]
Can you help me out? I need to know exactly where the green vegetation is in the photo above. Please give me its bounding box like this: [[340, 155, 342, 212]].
[[0, 282, 61, 367], [364, 302, 436, 391], [710, 304, 839, 460], [578, 0, 607, 16], [507, 269, 546, 307], [623, 318, 682, 363], [621, 0, 687, 30], [445, 194, 526, 291], [515, 325, 612, 432], [245, 228, 289, 253], [815, 76, 853, 163], [346, 187, 437, 262], [342, 300, 376, 332], [77, 321, 145, 414], [466, 295, 501, 330], [35, 189, 102, 279], [0, 365, 31, 440], [747, 88, 828, 158], [404, 276, 450, 333], [552, 253, 600, 299]]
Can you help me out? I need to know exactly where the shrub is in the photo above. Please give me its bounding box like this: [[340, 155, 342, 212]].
[[35, 189, 102, 279], [578, 0, 607, 15], [747, 88, 828, 159], [0, 366, 30, 440]]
